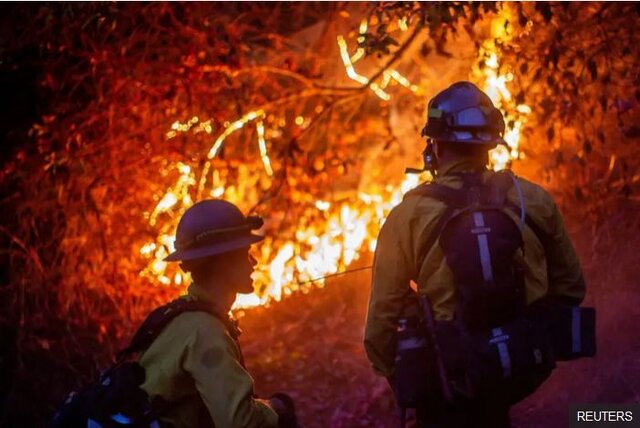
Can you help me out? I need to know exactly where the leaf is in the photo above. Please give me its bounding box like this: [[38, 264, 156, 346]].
[[588, 59, 598, 80], [547, 46, 559, 67], [600, 96, 607, 111], [547, 127, 555, 142], [622, 126, 640, 139], [536, 3, 553, 23], [385, 36, 399, 47], [517, 3, 527, 27], [546, 75, 556, 90]]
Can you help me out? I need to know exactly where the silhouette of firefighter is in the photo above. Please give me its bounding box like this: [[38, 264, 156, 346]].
[[53, 199, 299, 428], [364, 81, 595, 427]]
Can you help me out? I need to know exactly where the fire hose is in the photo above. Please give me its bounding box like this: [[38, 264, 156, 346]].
[[295, 265, 373, 285]]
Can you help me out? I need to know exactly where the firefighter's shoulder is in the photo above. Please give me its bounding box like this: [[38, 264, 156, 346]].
[[508, 174, 558, 216], [152, 309, 232, 350]]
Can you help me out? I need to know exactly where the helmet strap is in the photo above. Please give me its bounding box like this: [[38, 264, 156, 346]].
[[423, 139, 438, 178]]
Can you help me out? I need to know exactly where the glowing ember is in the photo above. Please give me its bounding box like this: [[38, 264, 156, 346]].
[[197, 109, 268, 194], [148, 162, 195, 226], [337, 35, 390, 100], [207, 110, 264, 160], [336, 18, 418, 101], [398, 17, 409, 32], [167, 117, 213, 139], [256, 120, 273, 176]]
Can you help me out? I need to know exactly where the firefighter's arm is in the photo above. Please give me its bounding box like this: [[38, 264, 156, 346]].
[[183, 315, 279, 428], [364, 205, 415, 378], [543, 196, 586, 306]]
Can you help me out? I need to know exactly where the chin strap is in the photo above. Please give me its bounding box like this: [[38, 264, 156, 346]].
[[405, 139, 438, 178]]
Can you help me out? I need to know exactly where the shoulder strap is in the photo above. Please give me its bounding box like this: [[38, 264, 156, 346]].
[[483, 170, 513, 208], [404, 182, 469, 208], [116, 298, 239, 362], [404, 171, 502, 208], [405, 182, 466, 278], [407, 171, 520, 275]]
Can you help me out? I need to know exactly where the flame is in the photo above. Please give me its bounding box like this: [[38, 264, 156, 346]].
[[167, 117, 213, 139], [139, 165, 427, 309], [198, 109, 268, 194], [337, 35, 390, 100], [206, 110, 265, 160], [398, 17, 409, 32], [148, 162, 195, 226], [474, 6, 530, 171], [336, 18, 418, 101], [256, 120, 273, 176], [141, 9, 530, 310]]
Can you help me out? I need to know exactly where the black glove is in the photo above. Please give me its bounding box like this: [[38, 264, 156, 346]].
[[269, 392, 301, 428]]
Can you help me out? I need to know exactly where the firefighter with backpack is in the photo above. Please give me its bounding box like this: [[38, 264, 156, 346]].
[[54, 199, 300, 428], [364, 81, 595, 427]]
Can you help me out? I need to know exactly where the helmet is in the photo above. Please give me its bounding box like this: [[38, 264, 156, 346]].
[[421, 81, 505, 145], [164, 199, 264, 262]]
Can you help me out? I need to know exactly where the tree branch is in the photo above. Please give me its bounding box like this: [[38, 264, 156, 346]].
[[365, 22, 424, 88]]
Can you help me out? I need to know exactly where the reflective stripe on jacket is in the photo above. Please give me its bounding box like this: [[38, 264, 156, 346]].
[[364, 159, 585, 377], [140, 283, 279, 428]]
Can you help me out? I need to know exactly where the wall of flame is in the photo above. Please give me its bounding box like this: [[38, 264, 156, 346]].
[[138, 7, 532, 310]]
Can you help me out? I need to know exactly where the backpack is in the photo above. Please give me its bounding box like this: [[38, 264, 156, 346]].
[[405, 170, 556, 404], [52, 298, 235, 428]]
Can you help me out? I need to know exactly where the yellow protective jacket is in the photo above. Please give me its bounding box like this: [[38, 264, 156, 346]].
[[364, 159, 586, 378], [139, 283, 279, 428]]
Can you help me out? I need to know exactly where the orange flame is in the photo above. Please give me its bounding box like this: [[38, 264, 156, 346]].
[[474, 7, 530, 171], [140, 9, 529, 310]]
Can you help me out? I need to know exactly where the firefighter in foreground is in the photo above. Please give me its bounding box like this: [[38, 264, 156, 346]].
[[364, 81, 594, 427], [139, 199, 299, 427]]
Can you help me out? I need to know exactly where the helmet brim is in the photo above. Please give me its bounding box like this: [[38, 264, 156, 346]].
[[163, 233, 264, 262]]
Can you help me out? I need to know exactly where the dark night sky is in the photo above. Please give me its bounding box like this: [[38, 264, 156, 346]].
[[0, 4, 42, 165]]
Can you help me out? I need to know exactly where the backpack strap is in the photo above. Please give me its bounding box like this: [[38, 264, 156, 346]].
[[404, 181, 472, 209], [405, 171, 523, 275], [405, 181, 467, 276], [484, 170, 514, 209], [404, 171, 511, 209], [408, 171, 555, 275], [116, 298, 239, 362]]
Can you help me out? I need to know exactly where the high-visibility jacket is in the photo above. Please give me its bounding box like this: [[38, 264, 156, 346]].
[[364, 158, 586, 378], [139, 283, 279, 428]]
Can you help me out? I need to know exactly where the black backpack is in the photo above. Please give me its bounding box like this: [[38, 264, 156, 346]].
[[52, 298, 235, 428], [405, 171, 556, 404]]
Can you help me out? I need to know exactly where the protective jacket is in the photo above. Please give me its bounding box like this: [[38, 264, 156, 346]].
[[364, 158, 586, 378], [139, 283, 279, 428]]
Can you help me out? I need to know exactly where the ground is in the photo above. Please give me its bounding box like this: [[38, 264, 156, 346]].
[[239, 203, 640, 428]]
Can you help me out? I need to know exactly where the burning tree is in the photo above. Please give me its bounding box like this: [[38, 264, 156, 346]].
[[1, 2, 639, 426]]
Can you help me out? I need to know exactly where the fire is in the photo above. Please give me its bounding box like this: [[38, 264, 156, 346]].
[[139, 8, 529, 310], [475, 7, 531, 171], [337, 19, 418, 101], [139, 164, 425, 309]]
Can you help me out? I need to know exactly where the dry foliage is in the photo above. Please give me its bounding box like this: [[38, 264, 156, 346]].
[[498, 4, 640, 214]]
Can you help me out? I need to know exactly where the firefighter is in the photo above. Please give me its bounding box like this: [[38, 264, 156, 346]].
[[364, 81, 586, 427], [140, 199, 299, 428]]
